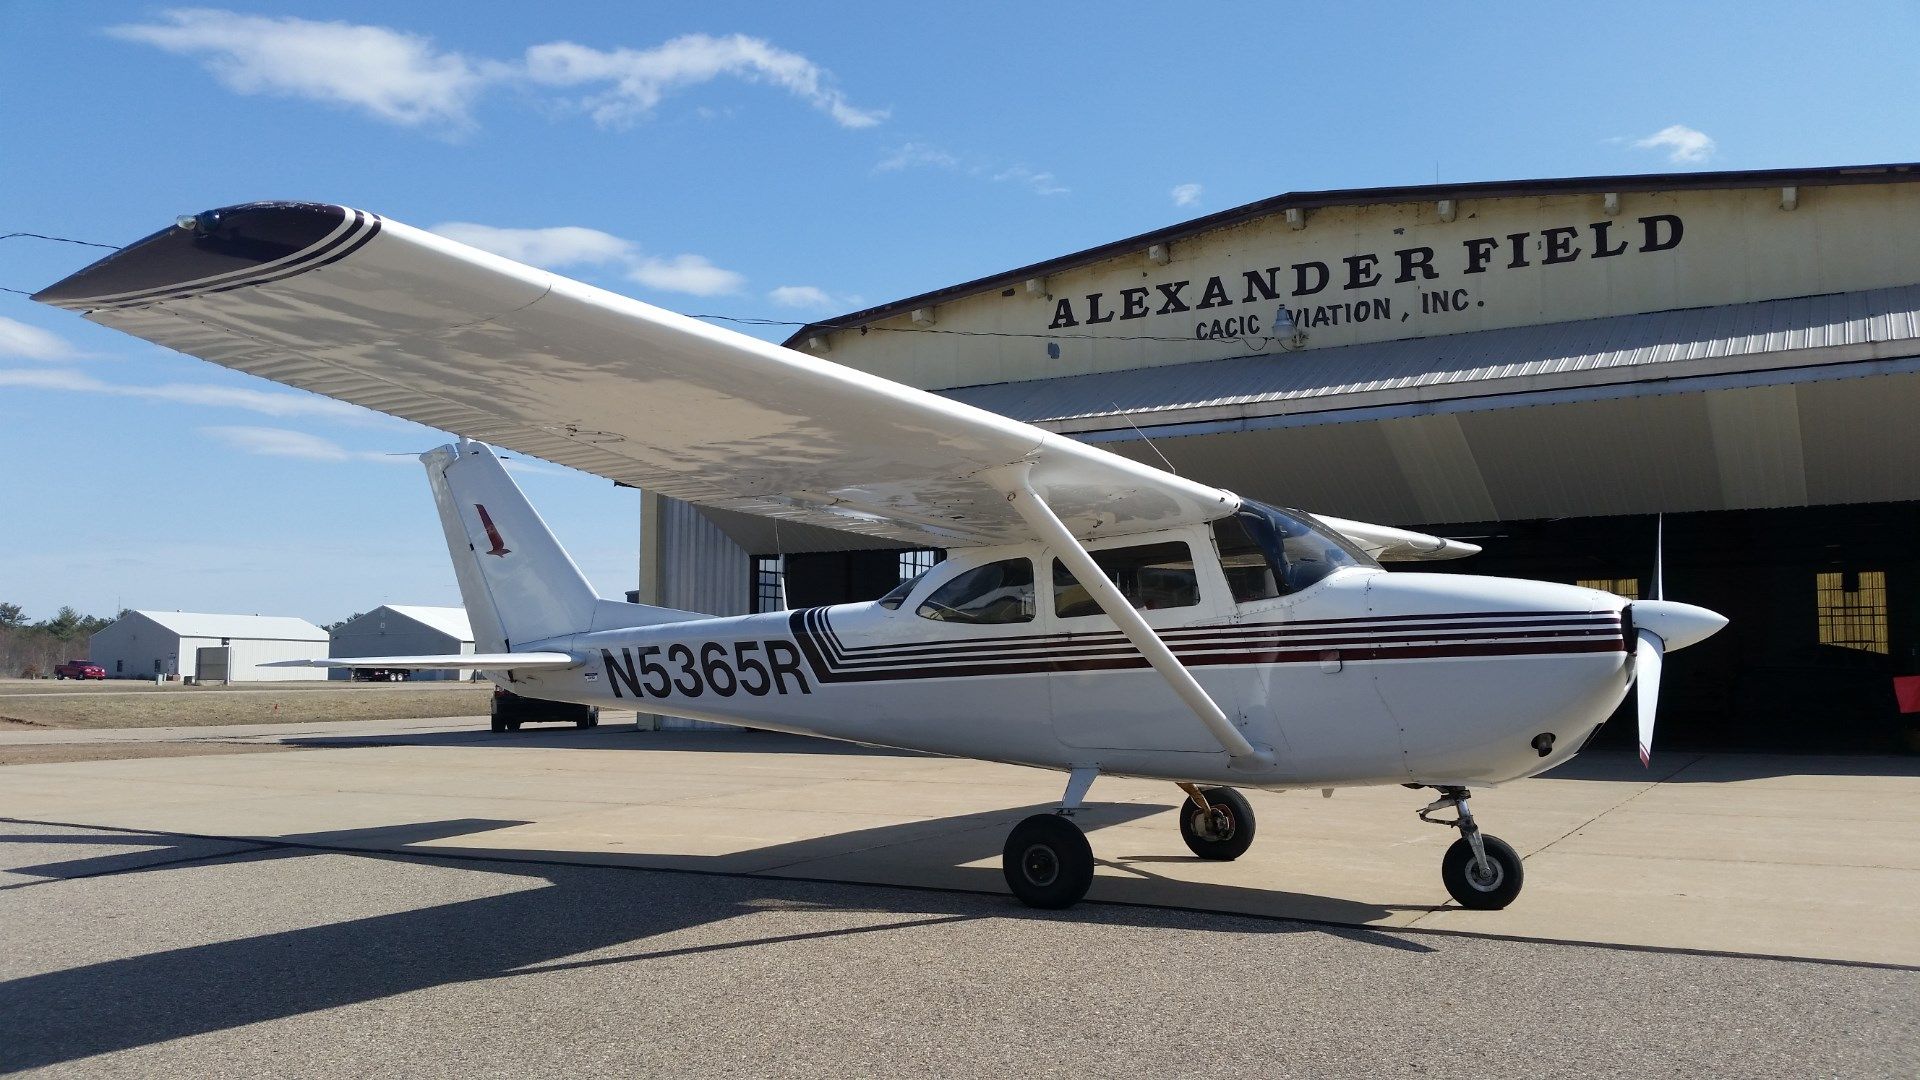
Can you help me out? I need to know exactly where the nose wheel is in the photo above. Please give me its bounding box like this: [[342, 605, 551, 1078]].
[[1418, 787, 1524, 909], [1177, 784, 1256, 860]]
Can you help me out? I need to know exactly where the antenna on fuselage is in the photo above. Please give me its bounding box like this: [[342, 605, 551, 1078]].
[[1112, 401, 1178, 476]]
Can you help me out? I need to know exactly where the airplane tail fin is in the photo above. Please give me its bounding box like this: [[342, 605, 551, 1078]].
[[422, 440, 601, 652]]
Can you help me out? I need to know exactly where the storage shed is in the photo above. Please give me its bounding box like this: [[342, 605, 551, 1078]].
[[326, 605, 474, 681], [89, 610, 328, 681]]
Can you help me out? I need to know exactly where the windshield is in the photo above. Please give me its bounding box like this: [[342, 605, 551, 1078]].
[[876, 570, 928, 610], [1228, 500, 1378, 596]]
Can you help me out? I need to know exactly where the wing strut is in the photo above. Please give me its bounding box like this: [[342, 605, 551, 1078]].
[[987, 463, 1275, 771]]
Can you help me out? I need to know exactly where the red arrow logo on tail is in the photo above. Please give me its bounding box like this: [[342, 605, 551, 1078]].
[[475, 504, 511, 557]]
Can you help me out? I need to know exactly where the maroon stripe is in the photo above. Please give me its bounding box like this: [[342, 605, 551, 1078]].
[[803, 637, 1624, 683], [826, 615, 1619, 661], [819, 627, 1625, 670]]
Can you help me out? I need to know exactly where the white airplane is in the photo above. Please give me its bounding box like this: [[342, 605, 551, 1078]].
[[35, 203, 1727, 911]]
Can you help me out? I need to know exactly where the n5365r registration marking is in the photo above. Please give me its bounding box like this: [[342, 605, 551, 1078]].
[[599, 641, 810, 699]]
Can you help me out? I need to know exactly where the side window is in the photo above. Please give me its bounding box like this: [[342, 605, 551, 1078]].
[[1054, 542, 1200, 618], [916, 559, 1035, 624], [1212, 516, 1282, 603]]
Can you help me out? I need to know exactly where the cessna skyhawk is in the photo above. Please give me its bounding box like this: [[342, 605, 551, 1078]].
[[34, 203, 1727, 910]]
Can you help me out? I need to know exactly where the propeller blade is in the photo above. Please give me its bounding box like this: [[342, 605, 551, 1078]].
[[1653, 514, 1665, 602], [1634, 628, 1665, 766]]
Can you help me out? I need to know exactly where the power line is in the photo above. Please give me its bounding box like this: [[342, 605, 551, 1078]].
[[0, 232, 118, 250], [688, 312, 1207, 344]]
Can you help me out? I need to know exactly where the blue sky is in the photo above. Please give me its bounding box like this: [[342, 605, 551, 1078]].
[[4, 1, 1917, 624]]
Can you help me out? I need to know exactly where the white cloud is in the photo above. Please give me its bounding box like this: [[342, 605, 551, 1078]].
[[989, 165, 1068, 196], [110, 14, 882, 134], [520, 33, 884, 129], [874, 143, 1068, 198], [1171, 182, 1203, 208], [768, 285, 836, 309], [877, 142, 959, 172], [0, 368, 385, 424], [432, 220, 745, 296], [430, 223, 632, 268], [627, 255, 745, 296], [1631, 124, 1717, 164], [108, 9, 487, 130], [0, 316, 81, 361], [200, 425, 405, 464]]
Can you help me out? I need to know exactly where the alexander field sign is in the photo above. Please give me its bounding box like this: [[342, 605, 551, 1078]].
[[816, 180, 1920, 391]]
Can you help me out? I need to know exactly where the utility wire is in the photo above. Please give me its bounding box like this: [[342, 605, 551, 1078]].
[[0, 232, 118, 250]]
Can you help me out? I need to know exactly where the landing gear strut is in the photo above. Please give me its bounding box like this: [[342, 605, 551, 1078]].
[[1418, 786, 1524, 909]]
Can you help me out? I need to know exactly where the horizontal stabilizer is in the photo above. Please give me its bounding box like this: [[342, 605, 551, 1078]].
[[1317, 516, 1481, 561], [263, 653, 578, 670]]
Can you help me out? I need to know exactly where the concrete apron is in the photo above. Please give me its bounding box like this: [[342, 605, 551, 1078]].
[[1, 719, 1914, 967]]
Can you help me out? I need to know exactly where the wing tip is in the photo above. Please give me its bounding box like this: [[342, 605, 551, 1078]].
[[33, 202, 374, 311]]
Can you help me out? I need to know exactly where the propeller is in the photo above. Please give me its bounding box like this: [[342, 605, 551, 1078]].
[[1625, 515, 1727, 766]]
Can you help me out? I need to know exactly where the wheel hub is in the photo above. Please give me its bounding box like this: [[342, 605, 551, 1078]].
[[1465, 856, 1503, 891], [1192, 806, 1235, 842], [1021, 843, 1059, 886]]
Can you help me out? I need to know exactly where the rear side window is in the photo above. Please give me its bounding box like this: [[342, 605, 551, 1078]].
[[916, 559, 1034, 624], [1053, 542, 1200, 618]]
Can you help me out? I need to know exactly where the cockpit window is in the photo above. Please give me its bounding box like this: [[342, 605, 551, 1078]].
[[915, 558, 1035, 624], [1053, 542, 1201, 618], [1214, 501, 1377, 601], [877, 570, 928, 610]]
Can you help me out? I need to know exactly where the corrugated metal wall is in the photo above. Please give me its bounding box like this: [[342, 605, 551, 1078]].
[[654, 495, 750, 617], [644, 494, 750, 731]]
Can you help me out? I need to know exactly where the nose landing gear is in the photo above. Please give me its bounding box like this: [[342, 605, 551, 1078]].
[[1418, 786, 1524, 909]]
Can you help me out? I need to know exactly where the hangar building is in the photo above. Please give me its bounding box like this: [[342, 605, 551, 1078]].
[[327, 605, 474, 681], [90, 610, 328, 681], [641, 163, 1920, 754]]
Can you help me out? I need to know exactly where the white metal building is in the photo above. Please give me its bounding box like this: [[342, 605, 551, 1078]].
[[327, 605, 474, 680], [89, 611, 328, 681]]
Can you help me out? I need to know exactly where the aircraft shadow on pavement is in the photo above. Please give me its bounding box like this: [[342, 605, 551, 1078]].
[[0, 808, 1428, 1072]]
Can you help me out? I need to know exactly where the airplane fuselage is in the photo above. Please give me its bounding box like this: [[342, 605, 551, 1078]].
[[509, 566, 1633, 790]]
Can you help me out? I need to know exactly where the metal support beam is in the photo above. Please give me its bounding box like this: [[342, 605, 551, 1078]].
[[987, 462, 1275, 770]]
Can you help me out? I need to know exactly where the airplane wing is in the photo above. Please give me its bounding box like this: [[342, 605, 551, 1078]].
[[34, 203, 1231, 546], [1316, 516, 1480, 561]]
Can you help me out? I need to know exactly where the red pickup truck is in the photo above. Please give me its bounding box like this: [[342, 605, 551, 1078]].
[[54, 660, 106, 680]]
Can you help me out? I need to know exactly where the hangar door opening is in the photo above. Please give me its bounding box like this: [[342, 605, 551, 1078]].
[[1424, 503, 1920, 754]]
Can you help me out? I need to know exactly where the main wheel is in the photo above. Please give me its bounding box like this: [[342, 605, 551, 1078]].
[[1002, 813, 1094, 909], [576, 708, 600, 729], [1179, 786, 1256, 860], [489, 714, 508, 732], [1441, 834, 1524, 909]]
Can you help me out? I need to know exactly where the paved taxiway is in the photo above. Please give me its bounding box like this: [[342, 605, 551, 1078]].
[[1, 718, 1915, 1074]]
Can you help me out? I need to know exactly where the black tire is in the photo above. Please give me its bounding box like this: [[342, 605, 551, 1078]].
[[490, 714, 508, 732], [576, 708, 600, 730], [506, 720, 523, 732], [1002, 813, 1094, 909], [1178, 786, 1256, 860], [1441, 834, 1524, 909]]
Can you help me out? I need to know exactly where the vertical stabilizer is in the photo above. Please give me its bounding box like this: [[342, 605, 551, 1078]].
[[422, 440, 600, 651]]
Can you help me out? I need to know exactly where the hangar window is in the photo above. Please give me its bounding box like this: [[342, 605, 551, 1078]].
[[752, 556, 786, 613], [917, 558, 1034, 624], [1053, 542, 1200, 618], [1816, 570, 1888, 655], [1578, 578, 1641, 599]]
